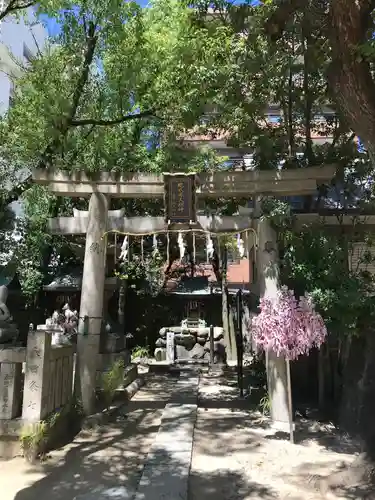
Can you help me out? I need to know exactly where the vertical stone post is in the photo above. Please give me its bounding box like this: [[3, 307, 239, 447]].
[[22, 328, 52, 422], [257, 217, 290, 431], [76, 192, 109, 415], [166, 331, 175, 364], [0, 362, 22, 419], [209, 324, 214, 365]]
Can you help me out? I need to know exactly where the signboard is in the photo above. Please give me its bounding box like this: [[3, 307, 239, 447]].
[[164, 173, 196, 223]]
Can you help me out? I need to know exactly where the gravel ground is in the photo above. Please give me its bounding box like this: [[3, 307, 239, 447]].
[[189, 371, 360, 500]]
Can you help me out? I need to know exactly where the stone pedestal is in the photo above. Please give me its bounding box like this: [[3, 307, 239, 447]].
[[22, 328, 52, 421], [257, 217, 290, 429], [154, 325, 226, 364], [0, 284, 20, 344], [0, 323, 19, 344], [76, 192, 109, 415], [0, 362, 22, 419]]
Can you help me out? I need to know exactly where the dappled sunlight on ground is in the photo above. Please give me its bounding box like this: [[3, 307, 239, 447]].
[[189, 371, 361, 500], [0, 373, 177, 500], [0, 367, 363, 500]]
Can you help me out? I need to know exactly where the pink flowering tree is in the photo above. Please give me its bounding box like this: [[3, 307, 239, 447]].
[[251, 286, 327, 360]]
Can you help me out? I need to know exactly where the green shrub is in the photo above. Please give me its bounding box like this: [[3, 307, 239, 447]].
[[20, 421, 48, 462], [101, 359, 125, 409], [19, 400, 83, 462], [131, 345, 150, 359], [258, 393, 271, 416]]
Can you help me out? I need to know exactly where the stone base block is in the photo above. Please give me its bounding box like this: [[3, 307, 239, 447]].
[[270, 420, 295, 433], [154, 348, 166, 362], [0, 436, 22, 459], [0, 418, 23, 458], [95, 350, 131, 388], [148, 361, 174, 374], [122, 364, 138, 389]]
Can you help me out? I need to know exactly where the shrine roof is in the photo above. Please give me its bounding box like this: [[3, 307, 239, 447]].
[[43, 269, 117, 291], [164, 259, 251, 294]]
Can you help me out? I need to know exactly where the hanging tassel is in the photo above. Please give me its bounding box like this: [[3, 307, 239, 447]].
[[152, 233, 158, 255], [193, 231, 196, 263], [217, 236, 222, 270], [141, 236, 144, 262], [177, 231, 186, 262], [120, 235, 128, 262], [206, 233, 214, 262]]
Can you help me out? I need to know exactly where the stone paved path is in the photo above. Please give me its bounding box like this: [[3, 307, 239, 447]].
[[0, 373, 178, 500], [0, 366, 363, 500], [135, 371, 199, 500]]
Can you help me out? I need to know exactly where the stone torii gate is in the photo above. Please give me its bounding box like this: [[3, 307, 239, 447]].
[[32, 165, 336, 421]]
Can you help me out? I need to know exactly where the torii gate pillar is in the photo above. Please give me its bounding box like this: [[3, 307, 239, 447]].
[[75, 192, 109, 415], [257, 217, 290, 430]]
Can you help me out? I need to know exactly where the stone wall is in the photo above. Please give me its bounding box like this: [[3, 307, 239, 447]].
[[0, 346, 25, 419], [0, 327, 75, 424], [154, 326, 226, 364]]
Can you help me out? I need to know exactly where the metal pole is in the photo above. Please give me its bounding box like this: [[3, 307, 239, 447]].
[[209, 324, 214, 365], [286, 358, 294, 444], [236, 290, 244, 397]]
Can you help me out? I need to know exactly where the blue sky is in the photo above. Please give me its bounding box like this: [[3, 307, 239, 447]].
[[43, 1, 252, 36], [44, 0, 150, 36]]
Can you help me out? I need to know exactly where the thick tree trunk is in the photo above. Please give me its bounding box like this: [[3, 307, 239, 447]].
[[266, 0, 375, 158], [328, 0, 375, 159]]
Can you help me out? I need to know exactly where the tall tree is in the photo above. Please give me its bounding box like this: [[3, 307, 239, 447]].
[[0, 0, 234, 414], [0, 0, 37, 21], [266, 0, 375, 160]]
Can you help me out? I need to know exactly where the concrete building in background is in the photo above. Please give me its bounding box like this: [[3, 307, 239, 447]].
[[0, 7, 47, 236], [0, 6, 47, 114]]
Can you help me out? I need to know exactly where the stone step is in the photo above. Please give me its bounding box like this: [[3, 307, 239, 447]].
[[134, 374, 199, 500], [148, 360, 209, 375], [174, 358, 210, 365], [147, 361, 174, 374]]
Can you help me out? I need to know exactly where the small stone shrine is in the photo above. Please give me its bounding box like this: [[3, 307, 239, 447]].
[[0, 285, 19, 344], [155, 318, 226, 364]]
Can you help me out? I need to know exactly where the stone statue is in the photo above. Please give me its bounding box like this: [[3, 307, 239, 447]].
[[45, 303, 78, 345], [0, 285, 19, 344], [51, 309, 62, 325], [61, 303, 78, 339]]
